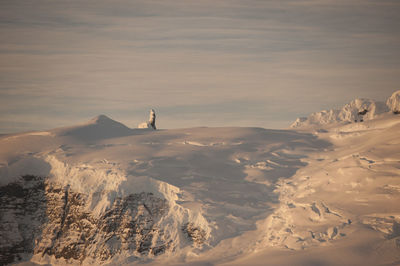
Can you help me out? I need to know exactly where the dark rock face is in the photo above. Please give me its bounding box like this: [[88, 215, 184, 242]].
[[0, 176, 170, 265], [0, 175, 47, 265], [182, 222, 206, 247], [149, 109, 156, 130], [358, 109, 368, 115]]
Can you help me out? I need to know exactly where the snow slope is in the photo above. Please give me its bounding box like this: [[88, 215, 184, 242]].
[[53, 114, 136, 140], [0, 115, 327, 265], [1, 107, 400, 265], [219, 112, 400, 266]]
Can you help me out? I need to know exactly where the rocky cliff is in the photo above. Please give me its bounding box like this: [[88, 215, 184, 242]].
[[0, 175, 205, 265]]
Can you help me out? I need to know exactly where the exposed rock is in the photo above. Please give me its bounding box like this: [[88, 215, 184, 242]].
[[386, 90, 400, 114], [182, 222, 206, 247], [0, 175, 47, 265], [291, 98, 388, 128], [357, 109, 368, 115], [0, 175, 170, 265], [149, 109, 156, 130], [138, 109, 157, 130], [292, 90, 400, 128]]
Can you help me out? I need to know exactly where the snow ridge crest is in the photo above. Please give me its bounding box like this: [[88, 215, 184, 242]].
[[291, 90, 400, 128]]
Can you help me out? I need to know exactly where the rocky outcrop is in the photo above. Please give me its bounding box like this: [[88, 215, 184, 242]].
[[0, 175, 170, 265], [291, 90, 400, 128], [386, 90, 400, 114], [291, 98, 388, 128], [149, 109, 156, 130], [138, 109, 157, 130], [0, 175, 47, 265], [182, 222, 207, 247]]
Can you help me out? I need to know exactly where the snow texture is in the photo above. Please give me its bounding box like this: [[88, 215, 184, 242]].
[[1, 97, 400, 265]]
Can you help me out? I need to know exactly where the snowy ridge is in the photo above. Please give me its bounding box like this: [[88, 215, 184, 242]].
[[291, 90, 399, 128], [45, 156, 178, 202], [52, 114, 135, 140], [0, 155, 211, 265], [44, 155, 211, 254], [0, 156, 51, 186], [291, 98, 388, 128]]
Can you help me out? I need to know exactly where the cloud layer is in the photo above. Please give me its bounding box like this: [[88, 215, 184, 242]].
[[1, 0, 399, 132]]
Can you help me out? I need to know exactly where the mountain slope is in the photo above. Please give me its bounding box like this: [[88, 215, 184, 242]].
[[0, 117, 328, 265], [1, 109, 400, 265], [221, 113, 400, 266], [52, 115, 135, 141]]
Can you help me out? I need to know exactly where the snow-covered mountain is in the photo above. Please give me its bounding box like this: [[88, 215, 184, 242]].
[[1, 97, 400, 265], [0, 115, 322, 265], [291, 90, 400, 128], [0, 116, 209, 265], [53, 114, 135, 140]]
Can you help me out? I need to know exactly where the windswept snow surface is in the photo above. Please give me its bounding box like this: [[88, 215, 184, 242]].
[[1, 112, 400, 265], [219, 113, 400, 266]]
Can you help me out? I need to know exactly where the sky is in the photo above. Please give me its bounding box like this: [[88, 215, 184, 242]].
[[1, 0, 400, 133]]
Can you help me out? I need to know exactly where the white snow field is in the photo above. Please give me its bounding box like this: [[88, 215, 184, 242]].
[[1, 91, 400, 266]]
